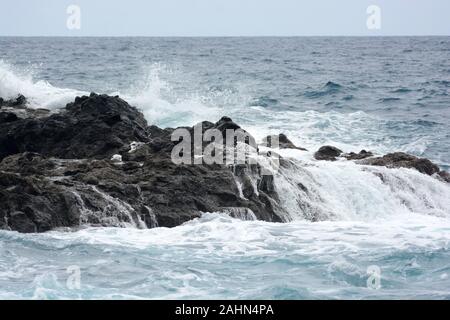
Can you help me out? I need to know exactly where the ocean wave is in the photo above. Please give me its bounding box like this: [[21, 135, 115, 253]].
[[378, 97, 401, 103], [304, 81, 344, 98], [0, 60, 86, 109], [249, 96, 280, 108], [1, 213, 450, 299], [392, 88, 413, 94]]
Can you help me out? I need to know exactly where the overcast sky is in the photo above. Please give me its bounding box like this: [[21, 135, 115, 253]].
[[0, 0, 449, 36]]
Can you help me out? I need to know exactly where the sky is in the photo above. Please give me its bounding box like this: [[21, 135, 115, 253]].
[[0, 0, 449, 36]]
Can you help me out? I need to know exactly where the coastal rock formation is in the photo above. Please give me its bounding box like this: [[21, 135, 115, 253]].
[[0, 93, 149, 161], [360, 152, 439, 175], [0, 93, 448, 233], [0, 94, 27, 108], [343, 150, 373, 160], [314, 146, 343, 161], [262, 133, 307, 151], [360, 152, 449, 181], [0, 94, 283, 233]]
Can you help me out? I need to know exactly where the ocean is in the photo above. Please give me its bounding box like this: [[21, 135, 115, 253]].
[[0, 37, 450, 299]]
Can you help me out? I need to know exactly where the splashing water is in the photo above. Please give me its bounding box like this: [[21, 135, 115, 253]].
[[1, 213, 450, 299], [1, 37, 450, 299], [0, 60, 86, 109]]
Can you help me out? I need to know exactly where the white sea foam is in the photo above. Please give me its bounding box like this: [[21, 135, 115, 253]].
[[270, 152, 450, 221], [1, 213, 450, 299], [0, 60, 86, 109], [114, 63, 225, 128]]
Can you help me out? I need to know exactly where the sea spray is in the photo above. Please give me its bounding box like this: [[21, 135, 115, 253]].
[[0, 60, 86, 109]]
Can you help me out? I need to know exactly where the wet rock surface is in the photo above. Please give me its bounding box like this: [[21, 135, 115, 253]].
[[343, 150, 373, 160], [0, 93, 149, 161], [360, 152, 446, 177], [0, 94, 448, 233], [314, 146, 343, 161], [0, 94, 27, 108], [0, 94, 284, 232], [262, 133, 307, 151]]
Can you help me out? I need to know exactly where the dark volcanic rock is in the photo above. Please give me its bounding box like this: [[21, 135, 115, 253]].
[[361, 152, 444, 177], [0, 94, 27, 108], [0, 112, 19, 124], [262, 134, 307, 151], [343, 150, 373, 160], [0, 93, 149, 161], [0, 96, 285, 232], [0, 150, 283, 232], [314, 146, 343, 161]]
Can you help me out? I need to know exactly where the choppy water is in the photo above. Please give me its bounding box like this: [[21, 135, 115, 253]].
[[0, 37, 450, 299]]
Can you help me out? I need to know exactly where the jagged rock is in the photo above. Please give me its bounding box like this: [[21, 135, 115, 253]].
[[343, 150, 373, 160], [206, 116, 255, 146], [361, 152, 441, 176], [262, 134, 307, 150], [0, 95, 286, 233], [314, 146, 343, 161], [0, 93, 150, 161], [0, 148, 285, 232]]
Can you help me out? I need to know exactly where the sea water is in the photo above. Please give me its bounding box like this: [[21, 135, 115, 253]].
[[0, 37, 449, 299]]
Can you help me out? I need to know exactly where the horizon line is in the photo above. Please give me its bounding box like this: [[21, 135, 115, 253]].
[[1, 34, 449, 38]]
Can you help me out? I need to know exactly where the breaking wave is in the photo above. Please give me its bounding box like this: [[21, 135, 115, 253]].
[[0, 60, 86, 109]]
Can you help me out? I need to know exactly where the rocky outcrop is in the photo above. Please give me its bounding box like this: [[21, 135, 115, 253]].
[[0, 94, 284, 233], [0, 94, 27, 108], [0, 93, 149, 161], [343, 150, 373, 160], [438, 171, 450, 183], [360, 152, 448, 179], [0, 112, 19, 124], [262, 134, 307, 151], [314, 146, 448, 180], [314, 146, 343, 161]]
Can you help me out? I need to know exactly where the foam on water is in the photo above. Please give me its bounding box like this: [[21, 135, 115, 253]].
[[271, 151, 450, 222], [1, 213, 450, 299]]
